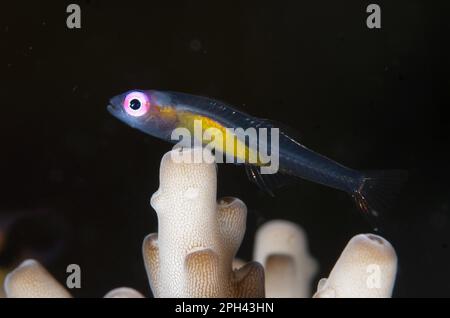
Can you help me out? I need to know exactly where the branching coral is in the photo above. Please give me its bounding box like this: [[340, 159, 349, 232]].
[[250, 222, 397, 298], [142, 148, 264, 298], [253, 220, 318, 298], [2, 149, 398, 298]]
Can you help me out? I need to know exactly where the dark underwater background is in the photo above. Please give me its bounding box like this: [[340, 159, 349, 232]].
[[2, 0, 450, 297]]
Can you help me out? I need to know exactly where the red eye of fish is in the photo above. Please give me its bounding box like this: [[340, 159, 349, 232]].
[[123, 91, 150, 117]]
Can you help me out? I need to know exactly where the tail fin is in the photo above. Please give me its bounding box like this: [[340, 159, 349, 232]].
[[352, 170, 408, 218]]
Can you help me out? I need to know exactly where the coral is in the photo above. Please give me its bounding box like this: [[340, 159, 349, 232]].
[[4, 259, 72, 298], [2, 149, 398, 298], [313, 234, 397, 298], [249, 223, 397, 298], [143, 148, 265, 298], [104, 287, 144, 298], [253, 220, 318, 297], [4, 259, 143, 298]]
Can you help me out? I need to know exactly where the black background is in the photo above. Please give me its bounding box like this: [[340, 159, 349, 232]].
[[1, 0, 449, 297]]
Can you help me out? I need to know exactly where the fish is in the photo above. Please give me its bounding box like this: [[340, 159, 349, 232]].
[[108, 89, 407, 218]]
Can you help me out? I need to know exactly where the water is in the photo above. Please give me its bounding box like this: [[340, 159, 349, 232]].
[[1, 0, 450, 297]]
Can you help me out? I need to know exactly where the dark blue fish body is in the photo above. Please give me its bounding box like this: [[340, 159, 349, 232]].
[[108, 90, 407, 217]]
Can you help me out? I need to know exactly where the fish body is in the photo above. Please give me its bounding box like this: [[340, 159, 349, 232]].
[[108, 90, 406, 217]]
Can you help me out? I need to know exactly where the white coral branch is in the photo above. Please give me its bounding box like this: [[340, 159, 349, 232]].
[[313, 234, 397, 298], [104, 287, 144, 298], [143, 148, 264, 298], [253, 220, 318, 298], [4, 259, 72, 298]]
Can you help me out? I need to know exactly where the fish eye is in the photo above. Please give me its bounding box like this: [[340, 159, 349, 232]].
[[123, 91, 150, 117]]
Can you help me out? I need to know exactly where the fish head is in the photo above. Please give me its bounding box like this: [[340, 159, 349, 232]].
[[108, 90, 173, 138]]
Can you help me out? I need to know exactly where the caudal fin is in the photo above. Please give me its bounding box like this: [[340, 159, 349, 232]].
[[352, 170, 408, 218]]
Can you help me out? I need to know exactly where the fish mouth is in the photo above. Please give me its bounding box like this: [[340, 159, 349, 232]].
[[107, 104, 118, 115]]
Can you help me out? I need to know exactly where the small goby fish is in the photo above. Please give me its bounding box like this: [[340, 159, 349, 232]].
[[108, 90, 406, 217]]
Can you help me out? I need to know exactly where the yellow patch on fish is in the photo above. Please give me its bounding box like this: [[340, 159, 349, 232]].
[[176, 111, 261, 164]]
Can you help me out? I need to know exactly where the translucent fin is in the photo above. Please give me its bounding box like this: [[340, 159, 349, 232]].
[[352, 170, 408, 219], [244, 165, 297, 196]]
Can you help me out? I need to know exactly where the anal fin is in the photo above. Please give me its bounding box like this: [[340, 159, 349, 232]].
[[244, 165, 297, 196]]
